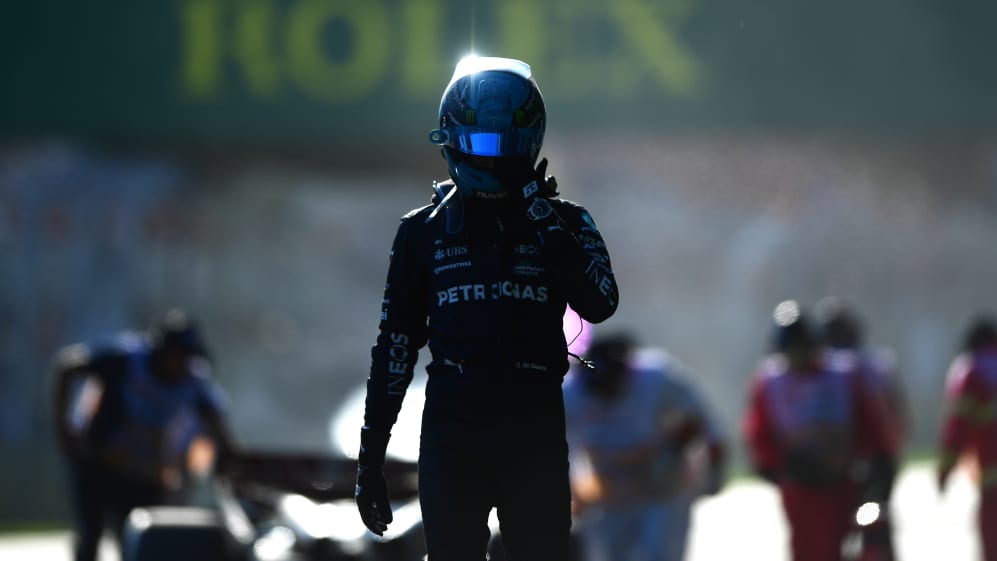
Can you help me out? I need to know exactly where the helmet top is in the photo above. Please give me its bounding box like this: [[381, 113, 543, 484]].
[[581, 332, 637, 397], [964, 314, 997, 352], [446, 56, 533, 89], [771, 300, 817, 352], [148, 308, 210, 358], [815, 297, 864, 348], [429, 55, 546, 160]]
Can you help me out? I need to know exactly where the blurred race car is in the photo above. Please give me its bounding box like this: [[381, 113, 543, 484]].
[[120, 450, 424, 561], [120, 379, 428, 561]]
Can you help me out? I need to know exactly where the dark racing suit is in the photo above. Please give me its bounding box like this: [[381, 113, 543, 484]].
[[363, 180, 619, 561]]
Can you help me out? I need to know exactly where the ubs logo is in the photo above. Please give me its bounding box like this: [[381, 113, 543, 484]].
[[434, 246, 468, 261]]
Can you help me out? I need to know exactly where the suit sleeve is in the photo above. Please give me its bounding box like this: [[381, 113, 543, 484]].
[[533, 202, 619, 324], [939, 355, 982, 465], [51, 346, 126, 457], [659, 363, 715, 448], [851, 365, 901, 460], [678, 376, 727, 455], [743, 375, 783, 480], [363, 215, 431, 432]]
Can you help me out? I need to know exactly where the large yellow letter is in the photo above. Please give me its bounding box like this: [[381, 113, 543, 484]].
[[399, 0, 448, 99], [180, 0, 281, 100], [610, 0, 700, 96], [286, 0, 391, 103], [233, 0, 281, 98], [180, 0, 223, 98]]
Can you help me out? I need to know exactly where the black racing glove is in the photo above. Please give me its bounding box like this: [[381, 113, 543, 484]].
[[497, 157, 576, 249], [355, 425, 392, 536], [509, 157, 556, 221]]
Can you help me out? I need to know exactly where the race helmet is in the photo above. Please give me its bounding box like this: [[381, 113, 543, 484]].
[[815, 296, 864, 349], [770, 300, 817, 353], [963, 314, 997, 352], [429, 56, 546, 195], [148, 308, 211, 359], [581, 332, 637, 397]]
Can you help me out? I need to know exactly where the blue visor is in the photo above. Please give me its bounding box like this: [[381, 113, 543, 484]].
[[432, 125, 543, 157]]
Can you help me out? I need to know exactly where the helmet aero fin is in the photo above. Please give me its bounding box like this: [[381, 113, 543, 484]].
[[429, 55, 546, 196]]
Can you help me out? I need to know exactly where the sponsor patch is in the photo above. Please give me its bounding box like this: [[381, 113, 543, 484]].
[[434, 246, 468, 261], [435, 281, 549, 306], [513, 263, 545, 277], [433, 261, 473, 275]]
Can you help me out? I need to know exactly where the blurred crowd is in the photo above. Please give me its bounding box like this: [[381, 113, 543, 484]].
[[566, 298, 996, 561], [49, 301, 997, 561]]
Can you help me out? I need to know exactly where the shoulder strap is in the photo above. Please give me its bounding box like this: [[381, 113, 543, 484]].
[[426, 179, 464, 235]]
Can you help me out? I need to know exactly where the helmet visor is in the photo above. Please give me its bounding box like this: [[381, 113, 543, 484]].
[[438, 125, 543, 157]]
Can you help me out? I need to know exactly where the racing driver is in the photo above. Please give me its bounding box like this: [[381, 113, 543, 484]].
[[354, 55, 620, 561]]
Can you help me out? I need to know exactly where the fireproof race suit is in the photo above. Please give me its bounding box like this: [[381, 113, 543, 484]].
[[743, 353, 895, 561], [939, 342, 997, 560], [363, 179, 619, 561]]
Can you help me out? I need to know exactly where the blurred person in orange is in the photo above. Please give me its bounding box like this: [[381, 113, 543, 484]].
[[937, 314, 997, 560], [743, 300, 897, 561], [562, 331, 727, 561], [52, 308, 240, 561]]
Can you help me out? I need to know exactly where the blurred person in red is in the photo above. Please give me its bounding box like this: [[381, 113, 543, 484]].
[[563, 331, 727, 561], [52, 308, 240, 561], [938, 314, 997, 560], [743, 300, 897, 561], [816, 297, 908, 560]]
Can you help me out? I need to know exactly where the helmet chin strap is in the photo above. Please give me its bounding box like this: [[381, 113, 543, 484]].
[[443, 149, 508, 199]]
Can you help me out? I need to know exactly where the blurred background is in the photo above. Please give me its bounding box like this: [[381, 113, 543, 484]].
[[2, 0, 996, 527]]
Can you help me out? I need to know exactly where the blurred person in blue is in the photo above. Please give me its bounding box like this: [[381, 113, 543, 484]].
[[562, 331, 727, 561], [354, 55, 619, 561], [52, 308, 240, 561], [743, 300, 897, 561], [816, 297, 908, 560], [937, 314, 997, 561]]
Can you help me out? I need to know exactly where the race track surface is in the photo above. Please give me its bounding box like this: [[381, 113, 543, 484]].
[[0, 463, 978, 561]]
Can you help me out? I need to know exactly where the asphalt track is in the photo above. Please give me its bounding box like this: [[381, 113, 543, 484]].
[[685, 462, 980, 561], [0, 463, 979, 561]]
